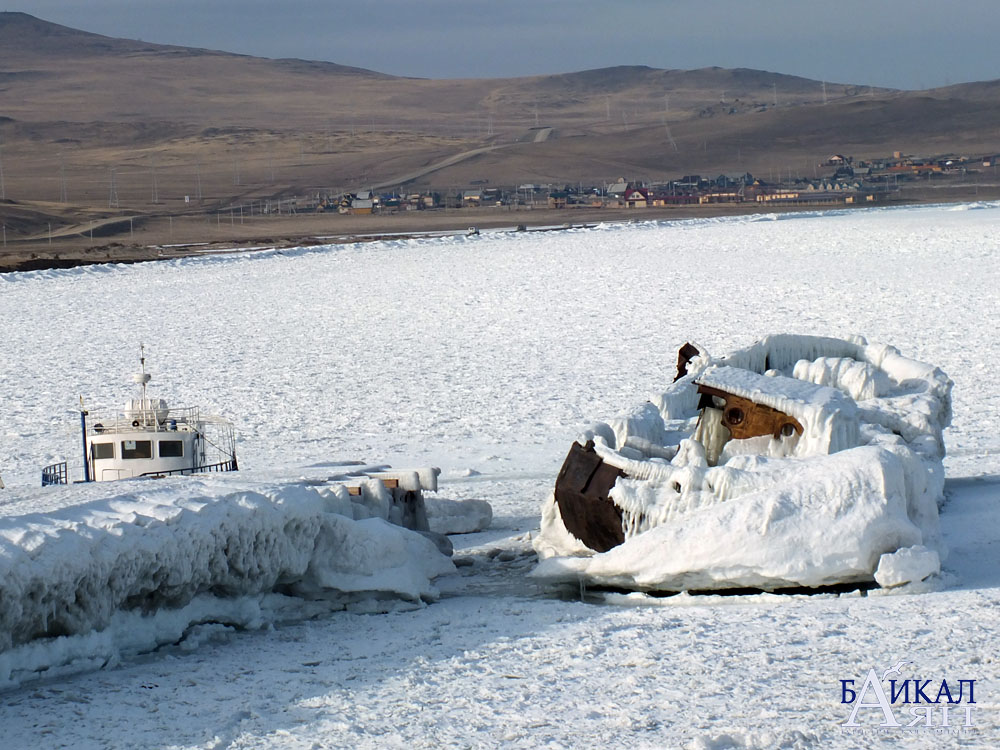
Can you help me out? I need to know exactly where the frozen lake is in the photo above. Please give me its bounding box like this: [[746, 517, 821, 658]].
[[1, 202, 999, 748]]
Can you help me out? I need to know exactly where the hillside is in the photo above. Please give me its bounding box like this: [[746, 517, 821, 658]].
[[1, 11, 998, 263]]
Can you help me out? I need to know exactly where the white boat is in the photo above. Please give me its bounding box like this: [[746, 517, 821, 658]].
[[42, 347, 237, 485]]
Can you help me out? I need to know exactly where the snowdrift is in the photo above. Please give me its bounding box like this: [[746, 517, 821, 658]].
[[0, 476, 454, 686], [533, 334, 952, 592]]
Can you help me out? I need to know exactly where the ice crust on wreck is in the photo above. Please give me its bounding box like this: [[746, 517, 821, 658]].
[[533, 334, 953, 592], [0, 476, 454, 681]]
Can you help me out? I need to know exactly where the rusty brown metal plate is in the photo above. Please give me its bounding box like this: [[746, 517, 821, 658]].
[[553, 440, 626, 553], [675, 342, 702, 382], [696, 385, 803, 440]]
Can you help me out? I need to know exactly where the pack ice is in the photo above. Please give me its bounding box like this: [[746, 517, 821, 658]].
[[533, 334, 952, 592], [0, 474, 455, 687]]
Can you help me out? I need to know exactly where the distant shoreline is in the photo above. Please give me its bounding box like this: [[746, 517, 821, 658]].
[[2, 186, 997, 273]]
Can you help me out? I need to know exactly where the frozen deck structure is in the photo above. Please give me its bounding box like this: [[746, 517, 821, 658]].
[[533, 334, 953, 592], [41, 349, 238, 486]]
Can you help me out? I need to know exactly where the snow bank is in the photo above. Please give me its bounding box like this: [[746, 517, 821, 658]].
[[0, 476, 454, 685], [534, 334, 952, 592]]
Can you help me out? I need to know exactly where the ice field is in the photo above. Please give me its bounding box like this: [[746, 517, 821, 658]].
[[1, 202, 999, 748]]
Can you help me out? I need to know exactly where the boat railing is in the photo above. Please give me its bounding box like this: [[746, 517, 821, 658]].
[[86, 406, 217, 435], [141, 458, 239, 478], [42, 461, 69, 486]]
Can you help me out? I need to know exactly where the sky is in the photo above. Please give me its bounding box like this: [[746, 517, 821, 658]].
[[6, 0, 1000, 90]]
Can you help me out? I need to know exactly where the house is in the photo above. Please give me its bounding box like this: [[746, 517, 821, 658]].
[[350, 198, 373, 215], [606, 179, 629, 198], [623, 187, 649, 208], [845, 193, 878, 204], [380, 194, 402, 212], [548, 191, 569, 209], [462, 190, 482, 207], [715, 173, 752, 188], [650, 193, 698, 206], [756, 191, 801, 203], [673, 175, 704, 190], [699, 191, 742, 204]]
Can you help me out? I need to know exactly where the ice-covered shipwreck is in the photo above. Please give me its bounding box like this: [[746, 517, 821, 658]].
[[532, 335, 953, 592]]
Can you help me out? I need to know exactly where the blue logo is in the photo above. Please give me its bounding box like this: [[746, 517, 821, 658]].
[[840, 662, 976, 735]]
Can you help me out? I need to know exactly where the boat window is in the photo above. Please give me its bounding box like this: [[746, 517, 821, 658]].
[[92, 442, 114, 460], [159, 440, 184, 458], [121, 440, 153, 459]]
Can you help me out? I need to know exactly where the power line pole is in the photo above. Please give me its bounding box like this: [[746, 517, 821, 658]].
[[59, 152, 68, 203], [109, 167, 119, 208], [0, 134, 7, 200], [150, 156, 159, 204]]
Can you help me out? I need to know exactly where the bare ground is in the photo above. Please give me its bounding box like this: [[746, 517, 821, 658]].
[[3, 182, 998, 273]]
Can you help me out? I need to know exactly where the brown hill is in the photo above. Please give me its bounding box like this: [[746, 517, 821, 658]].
[[1, 11, 998, 255]]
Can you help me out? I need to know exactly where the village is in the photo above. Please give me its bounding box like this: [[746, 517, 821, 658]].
[[323, 150, 1000, 215]]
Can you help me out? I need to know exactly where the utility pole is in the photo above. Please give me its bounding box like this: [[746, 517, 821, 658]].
[[0, 133, 5, 200], [150, 157, 158, 204], [773, 83, 778, 107], [59, 153, 68, 203], [109, 167, 119, 208]]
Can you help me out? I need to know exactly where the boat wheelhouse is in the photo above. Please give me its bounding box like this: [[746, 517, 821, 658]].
[[42, 349, 237, 485]]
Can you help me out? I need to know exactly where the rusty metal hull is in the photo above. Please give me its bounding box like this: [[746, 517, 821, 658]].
[[553, 440, 625, 553]]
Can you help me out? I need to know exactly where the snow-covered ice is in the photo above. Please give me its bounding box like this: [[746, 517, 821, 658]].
[[0, 474, 454, 688], [424, 496, 494, 534], [2, 202, 1000, 747]]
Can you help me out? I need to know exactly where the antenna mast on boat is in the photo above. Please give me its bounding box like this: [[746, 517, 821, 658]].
[[134, 343, 151, 400]]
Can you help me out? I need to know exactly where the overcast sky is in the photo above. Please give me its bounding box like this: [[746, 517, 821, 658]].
[[8, 0, 1000, 89]]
